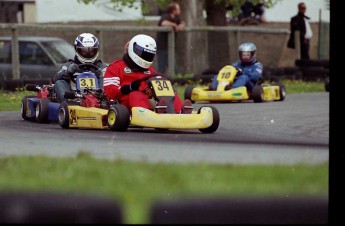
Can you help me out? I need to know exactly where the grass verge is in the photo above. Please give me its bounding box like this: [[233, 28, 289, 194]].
[[0, 154, 328, 224]]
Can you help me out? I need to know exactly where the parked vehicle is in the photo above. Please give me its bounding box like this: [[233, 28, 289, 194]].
[[0, 36, 75, 90]]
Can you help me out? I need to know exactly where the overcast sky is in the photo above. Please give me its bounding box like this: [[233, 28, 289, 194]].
[[264, 0, 330, 22]]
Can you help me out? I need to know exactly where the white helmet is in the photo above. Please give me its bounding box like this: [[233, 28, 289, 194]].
[[238, 42, 257, 64], [128, 34, 156, 69], [74, 33, 100, 64]]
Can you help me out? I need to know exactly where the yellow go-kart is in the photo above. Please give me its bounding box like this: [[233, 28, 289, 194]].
[[185, 65, 286, 103], [58, 75, 220, 133]]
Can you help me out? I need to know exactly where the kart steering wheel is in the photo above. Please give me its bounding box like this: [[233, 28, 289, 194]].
[[70, 63, 100, 83], [78, 63, 100, 72]]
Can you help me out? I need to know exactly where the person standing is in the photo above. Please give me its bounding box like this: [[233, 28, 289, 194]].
[[287, 2, 313, 60], [156, 2, 185, 76]]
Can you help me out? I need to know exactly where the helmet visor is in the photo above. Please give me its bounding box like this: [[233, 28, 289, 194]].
[[133, 42, 156, 62], [76, 47, 98, 59], [240, 51, 253, 63], [240, 51, 252, 58]]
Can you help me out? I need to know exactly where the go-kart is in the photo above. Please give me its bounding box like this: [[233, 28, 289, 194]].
[[58, 75, 220, 133], [21, 83, 59, 123], [21, 63, 102, 123], [184, 65, 286, 103], [57, 87, 111, 129]]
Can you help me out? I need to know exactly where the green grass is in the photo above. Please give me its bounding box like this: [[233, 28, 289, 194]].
[[0, 90, 36, 111], [0, 154, 328, 224]]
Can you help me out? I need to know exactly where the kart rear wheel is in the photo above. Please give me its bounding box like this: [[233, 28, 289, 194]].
[[21, 96, 36, 121], [58, 102, 70, 129], [36, 98, 50, 123], [107, 105, 130, 132], [277, 83, 287, 101], [184, 85, 195, 103], [252, 85, 264, 103], [198, 106, 220, 134]]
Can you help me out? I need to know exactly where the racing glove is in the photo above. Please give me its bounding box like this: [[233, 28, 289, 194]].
[[120, 80, 141, 95], [236, 68, 243, 76], [94, 68, 103, 78], [61, 72, 71, 80], [67, 63, 79, 75]]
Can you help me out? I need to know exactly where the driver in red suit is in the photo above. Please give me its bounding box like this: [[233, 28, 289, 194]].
[[103, 34, 192, 114]]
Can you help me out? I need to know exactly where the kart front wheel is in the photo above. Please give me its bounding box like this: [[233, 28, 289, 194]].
[[36, 98, 50, 123], [184, 85, 195, 103], [58, 102, 70, 129], [252, 85, 264, 103], [277, 83, 287, 101], [198, 106, 220, 134], [21, 96, 36, 121], [107, 105, 130, 132]]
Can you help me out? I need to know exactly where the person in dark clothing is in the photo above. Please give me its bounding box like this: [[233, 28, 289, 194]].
[[287, 2, 313, 60], [253, 1, 266, 22], [156, 2, 185, 75], [240, 0, 255, 19], [52, 33, 107, 101], [238, 0, 266, 24]]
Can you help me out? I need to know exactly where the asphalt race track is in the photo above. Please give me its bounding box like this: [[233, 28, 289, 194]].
[[0, 92, 329, 165]]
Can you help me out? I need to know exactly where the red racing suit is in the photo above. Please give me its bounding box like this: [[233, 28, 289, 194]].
[[103, 59, 183, 113]]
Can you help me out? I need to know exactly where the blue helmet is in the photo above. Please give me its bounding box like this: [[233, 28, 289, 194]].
[[238, 42, 257, 64], [74, 33, 100, 64]]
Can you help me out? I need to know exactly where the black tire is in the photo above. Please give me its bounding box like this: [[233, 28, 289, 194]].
[[107, 105, 130, 132], [198, 106, 220, 134], [36, 98, 50, 123], [184, 85, 195, 103], [295, 59, 329, 68], [58, 102, 70, 129], [2, 80, 24, 91], [21, 96, 36, 121], [252, 85, 264, 103], [0, 192, 123, 224], [324, 76, 330, 92], [277, 83, 287, 101], [300, 67, 329, 81]]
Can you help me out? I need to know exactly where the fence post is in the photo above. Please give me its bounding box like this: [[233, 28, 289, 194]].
[[167, 29, 175, 78], [11, 25, 20, 80], [95, 30, 104, 62]]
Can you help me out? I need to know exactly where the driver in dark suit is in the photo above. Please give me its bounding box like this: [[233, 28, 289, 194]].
[[287, 2, 313, 60], [53, 33, 107, 101]]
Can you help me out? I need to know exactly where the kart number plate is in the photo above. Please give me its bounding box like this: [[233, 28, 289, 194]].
[[78, 78, 97, 89], [218, 69, 232, 80], [151, 80, 175, 96]]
